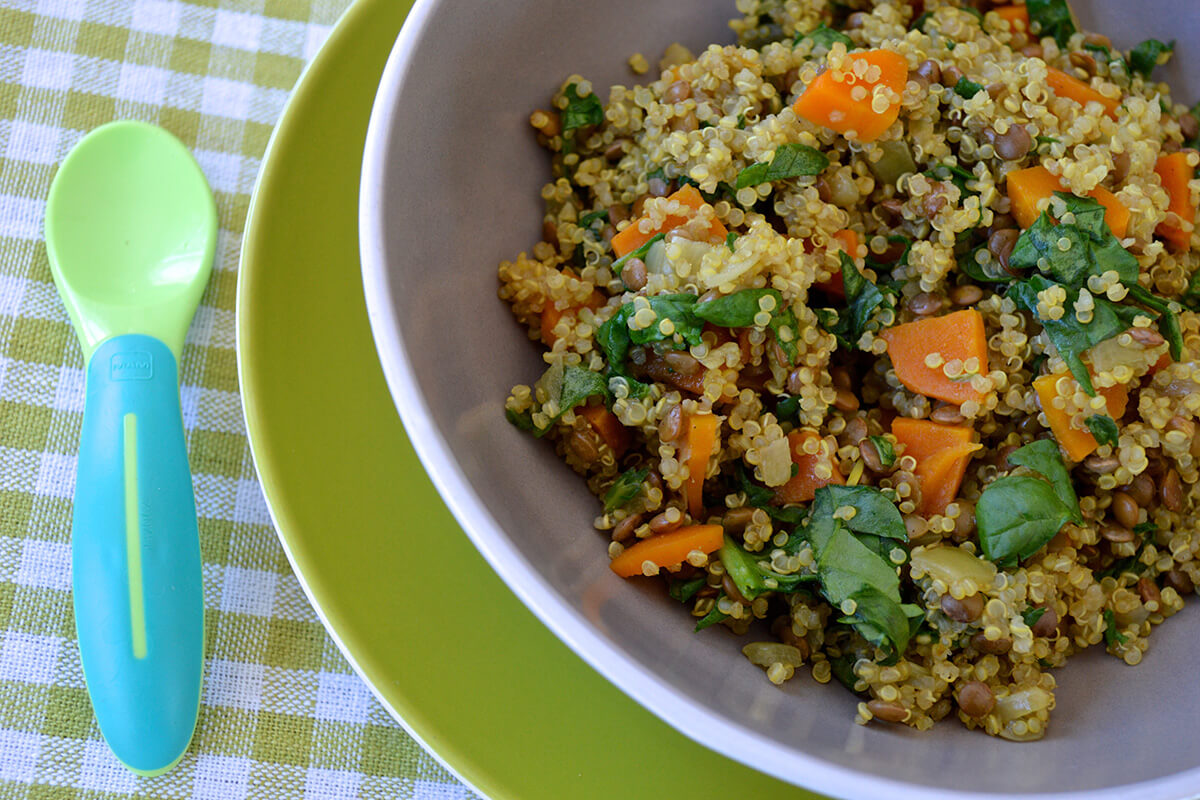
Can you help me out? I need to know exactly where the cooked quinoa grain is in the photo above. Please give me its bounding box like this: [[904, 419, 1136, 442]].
[[499, 0, 1200, 741]]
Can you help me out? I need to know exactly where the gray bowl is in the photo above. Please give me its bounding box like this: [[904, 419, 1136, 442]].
[[359, 2, 1200, 797]]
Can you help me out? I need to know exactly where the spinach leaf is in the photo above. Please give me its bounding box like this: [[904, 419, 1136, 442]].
[[695, 601, 730, 631], [960, 245, 1016, 284], [911, 11, 933, 31], [603, 467, 649, 513], [775, 394, 801, 422], [1128, 39, 1174, 78], [816, 524, 902, 603], [595, 310, 650, 397], [1125, 284, 1184, 360], [1006, 439, 1082, 523], [814, 485, 908, 544], [579, 209, 609, 227], [976, 475, 1073, 567], [736, 464, 775, 507], [668, 577, 706, 604], [1085, 414, 1120, 448], [720, 535, 815, 599], [768, 304, 801, 365], [794, 22, 853, 51], [694, 288, 777, 327], [528, 363, 609, 437], [1082, 43, 1127, 75], [505, 407, 536, 431], [837, 586, 914, 665], [817, 251, 888, 350], [736, 143, 829, 189], [1009, 197, 1137, 289], [726, 231, 739, 252], [869, 435, 896, 468], [561, 83, 603, 131], [627, 294, 704, 348], [954, 77, 984, 99], [1022, 606, 1048, 627], [829, 651, 864, 693], [1184, 268, 1200, 311], [1102, 608, 1127, 646], [1008, 275, 1131, 394], [611, 232, 665, 275], [1025, 0, 1075, 47]]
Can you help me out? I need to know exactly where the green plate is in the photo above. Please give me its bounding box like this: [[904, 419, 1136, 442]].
[[236, 1, 810, 798]]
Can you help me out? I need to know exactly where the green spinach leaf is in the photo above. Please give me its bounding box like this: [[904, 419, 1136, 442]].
[[869, 435, 896, 468], [561, 83, 603, 131], [817, 252, 888, 350], [954, 77, 984, 99], [736, 143, 829, 189], [837, 586, 914, 665], [695, 601, 730, 631], [1026, 0, 1076, 47], [1022, 606, 1048, 627], [668, 577, 706, 604], [726, 231, 739, 252], [1006, 439, 1082, 523], [611, 232, 665, 275], [1084, 414, 1120, 448], [976, 475, 1073, 567], [720, 535, 815, 600], [794, 22, 853, 51], [1102, 608, 1127, 646], [603, 467, 649, 513], [1128, 39, 1174, 78], [579, 209, 609, 228], [694, 288, 777, 327], [626, 294, 704, 347]]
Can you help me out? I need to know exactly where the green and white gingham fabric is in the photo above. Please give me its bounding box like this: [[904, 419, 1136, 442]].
[[0, 1, 480, 797]]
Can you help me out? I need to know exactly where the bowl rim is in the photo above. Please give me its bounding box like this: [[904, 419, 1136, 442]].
[[357, 4, 1200, 797]]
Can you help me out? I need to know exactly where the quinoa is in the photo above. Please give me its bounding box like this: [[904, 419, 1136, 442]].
[[498, 0, 1200, 741]]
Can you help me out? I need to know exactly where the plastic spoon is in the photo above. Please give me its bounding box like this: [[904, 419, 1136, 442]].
[[44, 121, 214, 776]]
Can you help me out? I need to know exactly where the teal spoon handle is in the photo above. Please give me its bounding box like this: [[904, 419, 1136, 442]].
[[72, 333, 203, 776]]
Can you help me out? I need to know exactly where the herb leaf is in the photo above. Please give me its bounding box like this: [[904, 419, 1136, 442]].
[[976, 475, 1073, 567], [694, 602, 729, 631], [869, 435, 896, 468], [794, 22, 854, 51], [1025, 0, 1076, 47], [726, 231, 739, 252], [561, 83, 603, 131], [668, 577, 706, 604], [625, 294, 704, 348], [720, 535, 814, 600], [579, 209, 609, 227], [736, 143, 829, 189], [604, 467, 649, 513], [694, 288, 776, 327], [954, 77, 984, 99], [611, 232, 665, 275], [1007, 439, 1082, 523], [817, 252, 888, 350], [1085, 414, 1120, 448], [1008, 275, 1131, 394], [1128, 39, 1174, 78], [837, 586, 915, 665], [1102, 608, 1127, 646]]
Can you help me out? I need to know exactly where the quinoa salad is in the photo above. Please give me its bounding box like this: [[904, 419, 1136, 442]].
[[498, 0, 1200, 741]]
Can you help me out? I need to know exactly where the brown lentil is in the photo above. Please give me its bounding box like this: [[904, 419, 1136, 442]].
[[567, 429, 600, 463], [1099, 523, 1135, 544], [860, 438, 885, 472], [1161, 469, 1184, 512], [833, 388, 860, 412], [867, 700, 909, 723], [971, 632, 1012, 655], [723, 506, 755, 531], [1180, 113, 1200, 141], [1084, 454, 1120, 474], [1031, 606, 1059, 638], [941, 592, 984, 622], [659, 405, 683, 442], [1125, 473, 1156, 508], [1165, 569, 1195, 595], [988, 228, 1020, 269], [649, 510, 683, 533], [1068, 51, 1097, 76], [1111, 492, 1140, 529], [622, 257, 648, 291], [957, 681, 996, 718], [913, 59, 941, 88], [612, 513, 643, 543], [941, 64, 964, 88], [1110, 150, 1131, 184], [722, 573, 751, 607], [950, 284, 984, 306], [907, 292, 943, 316], [987, 123, 1032, 161], [952, 500, 976, 541], [1137, 577, 1162, 608], [930, 403, 966, 425]]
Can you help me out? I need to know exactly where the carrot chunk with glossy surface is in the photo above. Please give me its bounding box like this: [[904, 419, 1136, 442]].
[[1045, 68, 1119, 120], [1006, 166, 1129, 237], [1154, 152, 1196, 252], [773, 429, 844, 505], [1033, 372, 1129, 462], [792, 49, 908, 143], [881, 309, 988, 405], [891, 418, 980, 514], [609, 524, 725, 577], [990, 5, 1029, 29], [683, 413, 719, 518], [610, 184, 727, 258], [578, 404, 630, 459]]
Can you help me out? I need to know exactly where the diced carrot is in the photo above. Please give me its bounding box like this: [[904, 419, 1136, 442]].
[[880, 310, 989, 405], [792, 49, 909, 143], [578, 404, 630, 459], [609, 524, 725, 577], [990, 5, 1029, 30], [1006, 165, 1129, 237], [682, 413, 719, 519], [541, 289, 605, 345], [891, 418, 980, 515], [1154, 152, 1196, 252], [641, 350, 707, 395], [811, 229, 859, 297], [773, 429, 845, 505], [610, 184, 727, 258], [1045, 67, 1120, 121], [1033, 372, 1129, 462]]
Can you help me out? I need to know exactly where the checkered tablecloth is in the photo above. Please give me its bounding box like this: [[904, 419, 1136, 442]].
[[0, 1, 479, 797]]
